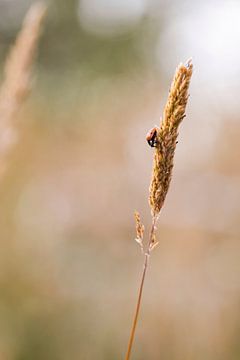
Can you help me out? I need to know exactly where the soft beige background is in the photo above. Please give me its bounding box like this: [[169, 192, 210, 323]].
[[0, 0, 239, 359]]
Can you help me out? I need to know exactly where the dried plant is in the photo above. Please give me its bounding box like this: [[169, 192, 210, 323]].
[[124, 59, 193, 360], [134, 211, 145, 252], [0, 2, 47, 178]]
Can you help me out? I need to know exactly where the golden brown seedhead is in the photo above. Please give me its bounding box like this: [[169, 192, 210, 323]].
[[149, 59, 193, 216]]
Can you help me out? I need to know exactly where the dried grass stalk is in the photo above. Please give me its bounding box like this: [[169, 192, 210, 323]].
[[125, 60, 193, 360], [149, 59, 193, 215], [0, 2, 47, 177]]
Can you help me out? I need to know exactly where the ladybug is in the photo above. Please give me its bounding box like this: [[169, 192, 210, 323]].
[[146, 126, 159, 147]]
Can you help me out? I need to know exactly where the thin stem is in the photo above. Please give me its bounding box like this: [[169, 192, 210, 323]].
[[124, 216, 157, 360], [124, 253, 149, 360]]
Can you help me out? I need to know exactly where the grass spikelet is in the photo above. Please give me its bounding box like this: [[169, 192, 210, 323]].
[[149, 59, 193, 215], [0, 2, 47, 177], [134, 211, 144, 252], [124, 60, 193, 360]]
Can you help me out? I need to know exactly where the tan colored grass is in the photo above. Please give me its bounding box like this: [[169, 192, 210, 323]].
[[125, 60, 193, 360], [134, 211, 145, 252], [149, 59, 193, 215], [0, 2, 47, 177]]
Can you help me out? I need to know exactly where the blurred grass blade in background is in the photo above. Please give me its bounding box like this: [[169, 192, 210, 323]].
[[0, 2, 46, 179]]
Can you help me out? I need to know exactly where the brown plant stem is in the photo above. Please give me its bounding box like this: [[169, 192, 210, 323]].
[[124, 216, 157, 360]]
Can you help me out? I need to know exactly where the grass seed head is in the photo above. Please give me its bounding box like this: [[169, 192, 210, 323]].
[[134, 210, 145, 240], [149, 59, 193, 216]]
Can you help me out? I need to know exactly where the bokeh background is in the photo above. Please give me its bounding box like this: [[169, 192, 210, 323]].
[[0, 0, 240, 359]]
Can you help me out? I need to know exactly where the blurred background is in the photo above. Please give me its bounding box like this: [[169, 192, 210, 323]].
[[0, 0, 240, 359]]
